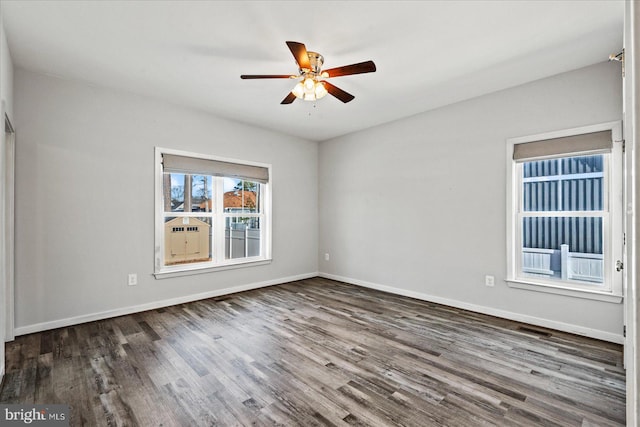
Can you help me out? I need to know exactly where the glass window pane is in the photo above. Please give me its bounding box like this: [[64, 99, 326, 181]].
[[523, 180, 558, 212], [522, 155, 603, 212], [191, 175, 213, 212], [164, 173, 214, 213], [225, 217, 261, 259], [164, 216, 212, 266], [224, 178, 241, 213], [247, 182, 260, 213], [520, 216, 603, 284], [164, 173, 184, 212], [560, 177, 603, 211], [561, 155, 603, 175], [224, 179, 260, 213], [523, 159, 559, 178]]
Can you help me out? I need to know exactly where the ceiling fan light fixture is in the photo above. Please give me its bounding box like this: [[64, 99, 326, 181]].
[[292, 82, 305, 98], [314, 82, 328, 99], [292, 77, 328, 101], [303, 77, 315, 91]]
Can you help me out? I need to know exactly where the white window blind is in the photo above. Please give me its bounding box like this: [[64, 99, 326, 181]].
[[512, 130, 612, 162], [162, 153, 269, 183]]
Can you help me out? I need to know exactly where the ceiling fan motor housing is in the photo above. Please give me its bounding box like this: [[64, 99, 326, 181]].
[[303, 51, 324, 76]]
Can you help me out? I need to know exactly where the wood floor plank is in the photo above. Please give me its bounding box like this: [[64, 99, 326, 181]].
[[1, 278, 626, 426]]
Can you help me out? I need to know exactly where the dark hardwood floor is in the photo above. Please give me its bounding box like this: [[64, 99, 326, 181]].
[[0, 277, 626, 426]]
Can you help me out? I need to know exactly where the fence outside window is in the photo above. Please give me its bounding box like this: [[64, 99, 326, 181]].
[[520, 155, 605, 284]]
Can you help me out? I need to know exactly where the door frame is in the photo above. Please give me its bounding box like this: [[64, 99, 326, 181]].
[[624, 1, 638, 424], [3, 111, 14, 342]]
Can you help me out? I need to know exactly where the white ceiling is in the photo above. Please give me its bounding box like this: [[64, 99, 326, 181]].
[[1, 1, 624, 142]]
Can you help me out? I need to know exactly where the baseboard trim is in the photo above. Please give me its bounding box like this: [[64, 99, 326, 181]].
[[14, 271, 623, 344], [14, 272, 318, 336], [319, 272, 624, 344]]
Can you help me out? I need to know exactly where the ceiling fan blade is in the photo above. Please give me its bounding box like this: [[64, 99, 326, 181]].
[[286, 41, 311, 70], [240, 74, 294, 79], [323, 81, 355, 103], [322, 60, 376, 78], [281, 92, 297, 104]]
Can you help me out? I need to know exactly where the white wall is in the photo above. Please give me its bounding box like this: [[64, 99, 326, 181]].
[[0, 15, 12, 121], [13, 68, 318, 332], [0, 3, 14, 382], [319, 61, 624, 342]]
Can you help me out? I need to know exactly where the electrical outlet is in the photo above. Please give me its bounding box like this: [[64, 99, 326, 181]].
[[485, 275, 495, 287], [324, 253, 330, 261], [128, 273, 138, 286]]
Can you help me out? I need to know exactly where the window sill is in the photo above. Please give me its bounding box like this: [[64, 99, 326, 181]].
[[154, 258, 272, 279], [506, 279, 622, 303]]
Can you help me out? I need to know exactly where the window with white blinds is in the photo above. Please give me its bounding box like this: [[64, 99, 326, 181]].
[[154, 148, 272, 276], [506, 122, 623, 301]]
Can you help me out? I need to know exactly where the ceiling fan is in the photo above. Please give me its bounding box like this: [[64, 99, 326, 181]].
[[240, 41, 376, 104]]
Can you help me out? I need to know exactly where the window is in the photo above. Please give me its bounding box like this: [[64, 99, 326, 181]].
[[506, 122, 623, 301], [155, 148, 271, 276]]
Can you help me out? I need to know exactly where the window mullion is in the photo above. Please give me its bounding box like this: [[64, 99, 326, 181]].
[[214, 177, 225, 262]]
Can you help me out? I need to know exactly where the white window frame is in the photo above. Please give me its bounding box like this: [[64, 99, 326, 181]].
[[154, 147, 272, 278], [506, 122, 623, 303]]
